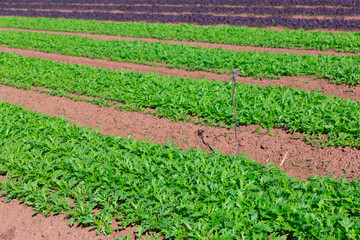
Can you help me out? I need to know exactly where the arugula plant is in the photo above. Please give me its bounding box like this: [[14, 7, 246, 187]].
[[1, 101, 360, 239], [2, 52, 360, 148], [1, 30, 360, 84], [1, 17, 360, 53]]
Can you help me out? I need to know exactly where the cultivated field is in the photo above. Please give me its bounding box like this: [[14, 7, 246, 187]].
[[1, 0, 360, 239]]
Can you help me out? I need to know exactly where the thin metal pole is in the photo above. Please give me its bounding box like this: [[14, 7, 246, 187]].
[[232, 69, 240, 155]]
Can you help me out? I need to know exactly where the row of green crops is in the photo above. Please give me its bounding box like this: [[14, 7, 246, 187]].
[[2, 52, 360, 148], [1, 16, 360, 53], [1, 30, 360, 84], [1, 100, 360, 239]]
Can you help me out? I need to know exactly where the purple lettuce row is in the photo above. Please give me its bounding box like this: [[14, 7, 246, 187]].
[[1, 0, 360, 7], [2, 3, 360, 16], [1, 9, 360, 30]]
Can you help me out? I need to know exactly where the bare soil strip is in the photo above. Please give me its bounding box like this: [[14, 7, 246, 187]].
[[1, 46, 360, 102], [5, 8, 360, 20], [1, 28, 359, 57]]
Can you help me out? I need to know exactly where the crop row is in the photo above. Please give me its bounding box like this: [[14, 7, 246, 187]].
[[1, 9, 360, 30], [1, 30, 360, 84], [1, 0, 359, 7], [2, 17, 360, 54], [2, 52, 360, 148], [2, 99, 360, 239], [2, 3, 360, 17]]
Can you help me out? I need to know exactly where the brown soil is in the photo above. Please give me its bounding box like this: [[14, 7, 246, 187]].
[[1, 46, 360, 102], [1, 27, 358, 56]]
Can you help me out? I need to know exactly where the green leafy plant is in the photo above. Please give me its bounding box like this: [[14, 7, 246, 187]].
[[1, 101, 360, 239], [1, 30, 360, 84], [2, 52, 360, 148], [1, 16, 360, 53]]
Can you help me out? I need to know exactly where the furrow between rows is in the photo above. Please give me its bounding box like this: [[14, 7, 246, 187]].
[[1, 9, 360, 30]]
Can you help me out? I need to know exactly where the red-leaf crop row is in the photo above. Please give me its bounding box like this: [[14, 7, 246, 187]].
[[1, 0, 359, 7], [2, 3, 360, 17], [1, 9, 360, 30]]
